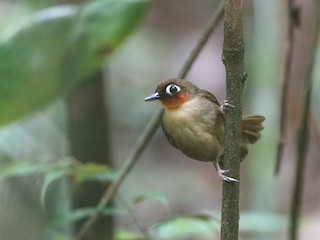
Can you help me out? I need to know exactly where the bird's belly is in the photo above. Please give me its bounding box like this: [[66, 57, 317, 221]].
[[165, 122, 223, 162]]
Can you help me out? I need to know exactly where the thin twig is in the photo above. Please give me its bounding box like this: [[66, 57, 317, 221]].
[[221, 0, 245, 239], [76, 2, 224, 239], [289, 1, 320, 240], [275, 0, 300, 175]]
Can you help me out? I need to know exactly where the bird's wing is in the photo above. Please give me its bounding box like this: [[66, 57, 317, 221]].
[[198, 90, 220, 106], [198, 89, 226, 145]]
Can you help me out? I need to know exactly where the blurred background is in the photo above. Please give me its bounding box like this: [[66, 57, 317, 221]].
[[0, 0, 319, 239]]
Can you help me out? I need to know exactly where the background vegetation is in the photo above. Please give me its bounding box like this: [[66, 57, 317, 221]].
[[0, 0, 319, 240]]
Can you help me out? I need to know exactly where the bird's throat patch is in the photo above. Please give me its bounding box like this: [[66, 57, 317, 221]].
[[160, 93, 188, 110]]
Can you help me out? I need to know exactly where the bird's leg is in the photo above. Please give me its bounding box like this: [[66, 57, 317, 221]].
[[214, 161, 239, 182], [219, 100, 235, 115], [216, 100, 238, 182]]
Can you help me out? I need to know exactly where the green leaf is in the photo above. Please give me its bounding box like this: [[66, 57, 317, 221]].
[[40, 170, 68, 210], [22, 0, 63, 10], [71, 162, 117, 183], [0, 0, 148, 126], [0, 157, 74, 180], [134, 192, 170, 209], [40, 160, 115, 208], [114, 230, 143, 240], [0, 160, 47, 179], [150, 214, 220, 240]]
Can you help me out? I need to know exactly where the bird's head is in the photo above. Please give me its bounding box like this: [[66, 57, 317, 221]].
[[144, 79, 199, 110]]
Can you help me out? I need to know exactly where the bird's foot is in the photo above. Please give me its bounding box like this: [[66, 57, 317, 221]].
[[217, 169, 239, 182], [219, 100, 235, 115], [215, 162, 239, 182]]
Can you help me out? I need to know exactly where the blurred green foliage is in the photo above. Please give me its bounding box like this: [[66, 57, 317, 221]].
[[150, 214, 220, 240], [148, 211, 286, 239], [22, 0, 68, 10], [0, 0, 147, 126], [0, 157, 287, 239], [0, 158, 116, 189]]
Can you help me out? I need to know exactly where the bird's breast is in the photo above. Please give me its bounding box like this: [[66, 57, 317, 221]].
[[162, 98, 224, 162]]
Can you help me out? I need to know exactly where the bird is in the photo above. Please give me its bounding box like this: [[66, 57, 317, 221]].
[[144, 79, 265, 182]]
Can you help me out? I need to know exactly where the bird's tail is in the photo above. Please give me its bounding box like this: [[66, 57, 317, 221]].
[[240, 115, 265, 159]]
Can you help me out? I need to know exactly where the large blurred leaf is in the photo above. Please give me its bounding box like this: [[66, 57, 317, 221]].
[[21, 0, 64, 10], [114, 230, 144, 240], [0, 0, 147, 126], [0, 160, 49, 179], [150, 214, 220, 240]]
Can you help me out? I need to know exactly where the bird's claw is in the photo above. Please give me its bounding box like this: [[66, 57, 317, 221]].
[[219, 100, 235, 114], [221, 175, 239, 183], [218, 169, 239, 182]]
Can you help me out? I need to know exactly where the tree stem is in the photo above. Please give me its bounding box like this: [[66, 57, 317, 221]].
[[221, 0, 245, 239]]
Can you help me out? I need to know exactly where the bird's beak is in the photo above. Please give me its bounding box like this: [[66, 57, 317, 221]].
[[144, 92, 160, 101]]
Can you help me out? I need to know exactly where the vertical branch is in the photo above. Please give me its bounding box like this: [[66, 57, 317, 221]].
[[221, 0, 245, 240], [289, 1, 320, 239], [275, 0, 300, 175]]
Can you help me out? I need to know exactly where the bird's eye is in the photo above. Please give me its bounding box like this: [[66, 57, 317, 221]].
[[165, 84, 181, 96]]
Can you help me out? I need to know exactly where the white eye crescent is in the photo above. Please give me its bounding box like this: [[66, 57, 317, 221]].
[[165, 84, 181, 96]]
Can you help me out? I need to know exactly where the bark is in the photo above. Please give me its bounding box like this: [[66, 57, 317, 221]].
[[221, 1, 245, 239]]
